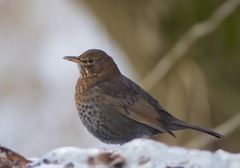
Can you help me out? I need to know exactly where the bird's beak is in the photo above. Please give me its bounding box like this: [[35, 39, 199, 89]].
[[63, 56, 81, 63]]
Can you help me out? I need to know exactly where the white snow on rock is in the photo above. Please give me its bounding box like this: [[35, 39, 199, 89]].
[[28, 139, 240, 168]]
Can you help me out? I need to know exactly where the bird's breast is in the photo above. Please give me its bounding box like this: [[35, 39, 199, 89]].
[[75, 86, 106, 128]]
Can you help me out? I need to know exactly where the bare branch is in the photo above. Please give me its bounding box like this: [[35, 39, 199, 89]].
[[141, 0, 240, 90]]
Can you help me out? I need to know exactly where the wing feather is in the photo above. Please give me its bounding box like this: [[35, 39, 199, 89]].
[[101, 92, 175, 137]]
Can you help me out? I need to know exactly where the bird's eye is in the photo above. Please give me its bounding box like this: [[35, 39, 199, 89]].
[[88, 58, 94, 63]]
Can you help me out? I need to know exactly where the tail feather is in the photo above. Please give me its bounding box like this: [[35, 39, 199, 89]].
[[169, 120, 223, 138]]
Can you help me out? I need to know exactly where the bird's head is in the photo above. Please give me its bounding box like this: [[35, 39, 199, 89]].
[[64, 49, 121, 78]]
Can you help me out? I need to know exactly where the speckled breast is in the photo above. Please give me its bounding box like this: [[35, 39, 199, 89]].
[[75, 86, 104, 131]]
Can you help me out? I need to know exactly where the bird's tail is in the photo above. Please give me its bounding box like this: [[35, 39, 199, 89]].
[[168, 119, 223, 138]]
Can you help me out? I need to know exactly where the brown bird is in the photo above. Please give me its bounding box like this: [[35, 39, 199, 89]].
[[64, 49, 223, 144]]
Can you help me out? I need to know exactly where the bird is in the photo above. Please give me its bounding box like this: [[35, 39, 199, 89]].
[[63, 49, 223, 144]]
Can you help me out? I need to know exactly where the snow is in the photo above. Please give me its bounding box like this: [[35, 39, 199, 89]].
[[28, 139, 240, 168]]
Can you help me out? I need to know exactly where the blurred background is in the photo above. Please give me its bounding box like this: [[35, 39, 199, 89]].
[[0, 0, 240, 157]]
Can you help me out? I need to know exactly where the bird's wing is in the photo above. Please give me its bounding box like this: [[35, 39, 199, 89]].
[[97, 76, 175, 137]]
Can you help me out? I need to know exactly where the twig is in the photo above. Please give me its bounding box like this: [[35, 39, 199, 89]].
[[184, 112, 240, 148], [141, 0, 240, 90]]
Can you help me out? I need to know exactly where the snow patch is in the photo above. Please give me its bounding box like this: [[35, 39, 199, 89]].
[[29, 139, 240, 168]]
